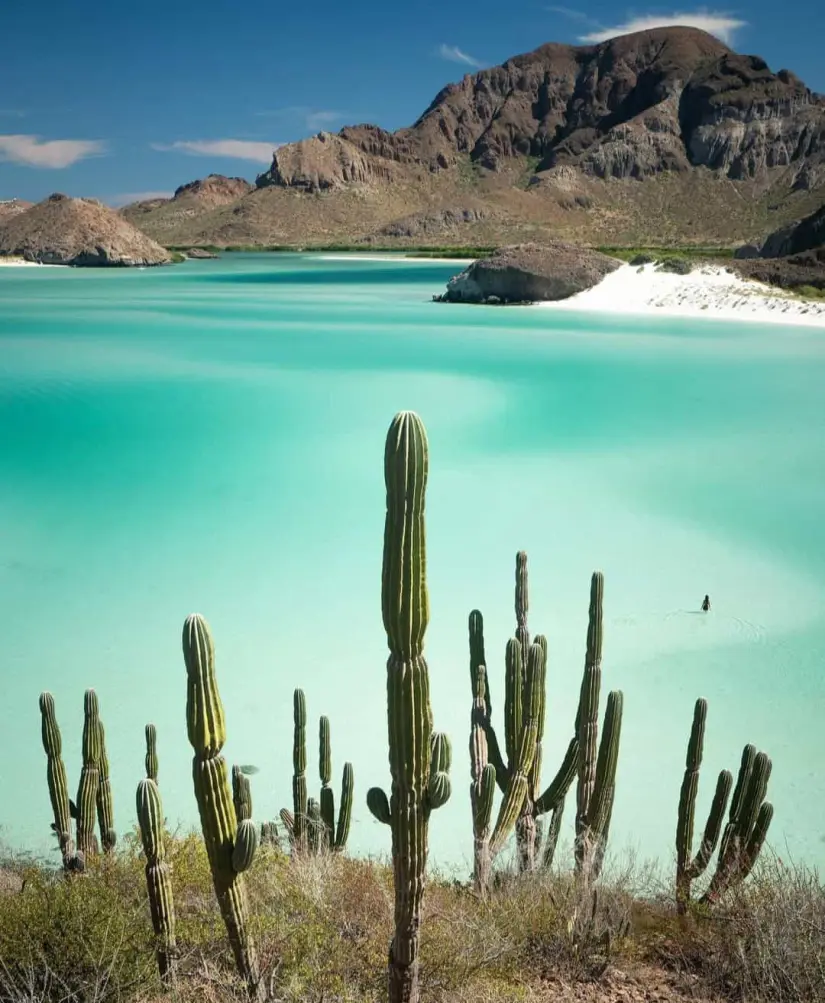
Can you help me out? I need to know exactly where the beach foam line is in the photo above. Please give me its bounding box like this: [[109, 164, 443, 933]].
[[315, 253, 476, 265], [539, 262, 825, 329]]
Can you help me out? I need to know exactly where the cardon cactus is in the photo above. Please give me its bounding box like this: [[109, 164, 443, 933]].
[[76, 689, 102, 859], [95, 703, 116, 853], [675, 699, 733, 912], [137, 778, 176, 986], [575, 573, 624, 880], [318, 716, 354, 853], [145, 724, 158, 782], [366, 411, 450, 1003], [469, 663, 495, 892], [702, 745, 774, 905], [290, 689, 308, 852], [39, 692, 77, 870], [183, 614, 261, 998]]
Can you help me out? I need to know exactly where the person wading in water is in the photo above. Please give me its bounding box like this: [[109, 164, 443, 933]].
[[701, 595, 711, 612]]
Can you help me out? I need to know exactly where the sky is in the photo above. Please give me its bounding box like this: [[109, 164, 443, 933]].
[[2, 0, 824, 205]]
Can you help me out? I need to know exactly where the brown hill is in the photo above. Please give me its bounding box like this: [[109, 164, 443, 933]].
[[0, 193, 172, 266], [0, 198, 34, 220], [123, 27, 825, 250]]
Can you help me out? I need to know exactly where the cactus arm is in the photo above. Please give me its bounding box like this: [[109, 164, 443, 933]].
[[291, 689, 308, 853], [334, 762, 354, 850], [279, 808, 295, 838], [676, 698, 706, 908], [319, 716, 335, 847], [184, 614, 260, 997], [145, 724, 159, 782], [535, 736, 579, 816], [736, 801, 773, 885], [367, 786, 392, 825], [503, 638, 523, 789], [137, 778, 176, 985], [95, 711, 116, 853], [587, 690, 623, 840], [575, 572, 604, 868], [76, 689, 102, 859], [515, 551, 530, 671], [687, 769, 733, 879], [470, 663, 495, 891], [39, 692, 76, 870]]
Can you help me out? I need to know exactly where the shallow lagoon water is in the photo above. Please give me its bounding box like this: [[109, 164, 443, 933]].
[[1, 253, 824, 874]]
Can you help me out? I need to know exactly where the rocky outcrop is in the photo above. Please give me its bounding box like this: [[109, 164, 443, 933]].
[[0, 193, 172, 266], [255, 28, 825, 189], [758, 201, 825, 257], [440, 242, 620, 303], [0, 198, 33, 219], [378, 207, 489, 238], [172, 174, 253, 206], [184, 247, 219, 259]]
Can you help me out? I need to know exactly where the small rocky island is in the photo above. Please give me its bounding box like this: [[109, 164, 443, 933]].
[[0, 193, 172, 266], [438, 242, 620, 304]]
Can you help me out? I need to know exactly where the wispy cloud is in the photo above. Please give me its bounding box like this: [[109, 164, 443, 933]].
[[151, 139, 276, 163], [106, 191, 174, 208], [254, 106, 347, 132], [0, 134, 107, 168], [305, 110, 345, 131], [546, 5, 602, 25], [577, 12, 747, 44], [438, 44, 482, 68]]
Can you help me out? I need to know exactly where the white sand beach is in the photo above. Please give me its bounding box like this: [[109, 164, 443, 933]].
[[544, 262, 825, 328], [0, 257, 55, 267]]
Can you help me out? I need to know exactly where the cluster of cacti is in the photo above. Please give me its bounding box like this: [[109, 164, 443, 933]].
[[675, 699, 733, 912], [137, 765, 176, 986], [280, 693, 354, 854], [183, 614, 261, 998], [674, 700, 774, 909], [367, 411, 451, 1003], [38, 692, 78, 871], [574, 573, 623, 881]]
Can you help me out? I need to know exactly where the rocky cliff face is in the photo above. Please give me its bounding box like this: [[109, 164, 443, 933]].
[[0, 194, 172, 266], [172, 174, 253, 206], [255, 27, 825, 191], [759, 201, 825, 257]]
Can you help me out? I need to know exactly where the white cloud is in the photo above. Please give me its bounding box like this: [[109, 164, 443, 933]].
[[0, 134, 107, 168], [152, 140, 276, 163], [438, 44, 482, 68], [578, 12, 746, 45], [305, 110, 345, 131], [106, 191, 174, 207], [255, 107, 348, 132]]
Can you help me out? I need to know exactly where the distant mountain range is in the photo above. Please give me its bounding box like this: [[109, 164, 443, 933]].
[[71, 28, 825, 249]]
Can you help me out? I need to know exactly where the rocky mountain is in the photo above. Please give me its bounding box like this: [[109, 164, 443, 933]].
[[0, 194, 172, 266], [0, 198, 34, 220], [124, 27, 825, 250]]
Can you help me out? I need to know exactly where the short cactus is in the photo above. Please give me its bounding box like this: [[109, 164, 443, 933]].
[[702, 745, 774, 904], [675, 699, 733, 912], [183, 613, 261, 997], [318, 716, 354, 853], [76, 689, 102, 859], [367, 411, 450, 1003], [136, 778, 176, 986], [38, 692, 77, 871], [145, 724, 158, 782], [96, 705, 116, 853]]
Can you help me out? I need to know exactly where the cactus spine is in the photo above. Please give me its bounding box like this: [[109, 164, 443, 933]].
[[703, 746, 773, 904], [76, 689, 102, 859], [137, 778, 176, 986], [675, 699, 733, 912], [39, 692, 77, 871], [367, 411, 450, 1003], [96, 703, 116, 853], [145, 724, 158, 782], [575, 573, 624, 879], [183, 614, 260, 997]]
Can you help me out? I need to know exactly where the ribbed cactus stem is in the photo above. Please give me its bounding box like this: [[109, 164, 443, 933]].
[[334, 762, 354, 851], [96, 704, 116, 853], [232, 766, 253, 822], [145, 724, 158, 782], [575, 572, 604, 874], [76, 689, 102, 859], [378, 411, 448, 1003], [137, 778, 176, 985], [39, 692, 76, 870], [319, 716, 334, 848], [291, 688, 308, 853], [183, 614, 260, 998], [470, 664, 495, 892]]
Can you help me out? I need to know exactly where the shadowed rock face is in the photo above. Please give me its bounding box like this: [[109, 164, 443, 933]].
[[441, 243, 621, 303], [256, 27, 825, 191], [758, 201, 825, 257], [0, 193, 172, 266]]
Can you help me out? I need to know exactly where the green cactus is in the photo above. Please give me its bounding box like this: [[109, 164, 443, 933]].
[[367, 411, 450, 1003], [470, 664, 495, 892], [260, 821, 280, 848], [95, 703, 116, 853], [145, 724, 158, 782], [76, 689, 102, 859], [137, 778, 176, 986], [232, 765, 253, 822], [574, 573, 624, 879], [318, 716, 354, 853], [291, 689, 308, 853], [675, 699, 733, 912], [183, 613, 261, 998], [702, 746, 774, 905], [39, 692, 77, 871]]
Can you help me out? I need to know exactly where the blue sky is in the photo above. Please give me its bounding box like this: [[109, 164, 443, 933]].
[[2, 0, 823, 205]]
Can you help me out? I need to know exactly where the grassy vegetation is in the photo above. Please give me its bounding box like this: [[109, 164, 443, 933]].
[[164, 244, 493, 259], [1, 837, 821, 1003], [597, 245, 737, 263]]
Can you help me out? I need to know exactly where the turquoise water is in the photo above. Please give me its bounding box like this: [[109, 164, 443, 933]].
[[1, 253, 824, 875]]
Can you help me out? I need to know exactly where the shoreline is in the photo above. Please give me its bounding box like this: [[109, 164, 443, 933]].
[[539, 262, 825, 328]]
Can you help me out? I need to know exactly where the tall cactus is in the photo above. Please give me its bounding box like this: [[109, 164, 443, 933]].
[[366, 411, 450, 1003], [575, 573, 624, 879], [95, 702, 116, 853], [76, 689, 102, 859], [39, 692, 77, 871], [318, 716, 354, 853], [470, 664, 495, 892], [183, 614, 260, 998], [145, 724, 158, 782], [291, 689, 308, 853], [675, 699, 733, 912], [702, 746, 773, 904], [137, 778, 176, 986]]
